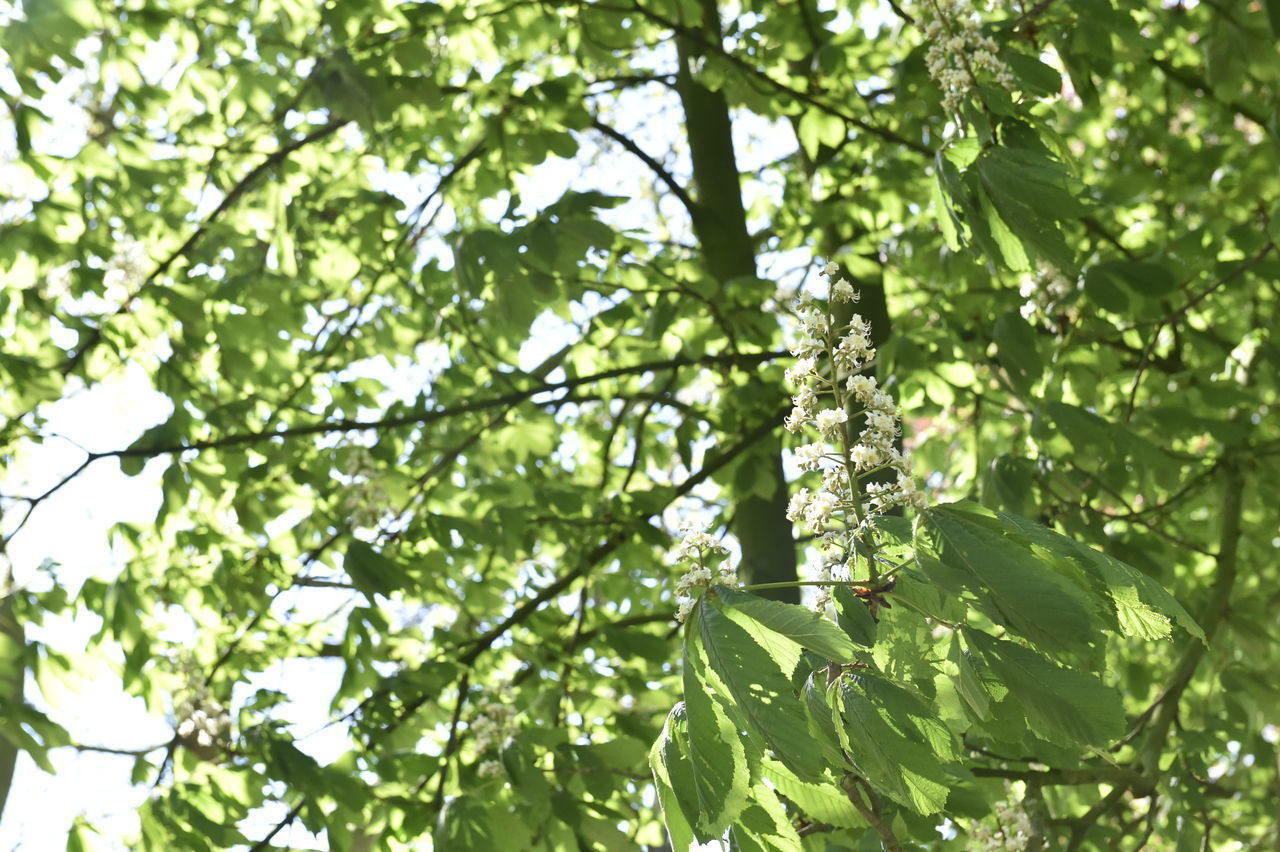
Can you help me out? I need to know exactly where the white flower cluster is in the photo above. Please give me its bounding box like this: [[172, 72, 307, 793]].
[[176, 702, 228, 750], [920, 0, 1016, 114], [784, 262, 926, 606], [967, 797, 1032, 851], [340, 447, 389, 529], [102, 236, 148, 305], [174, 671, 230, 760], [477, 759, 506, 780], [470, 694, 516, 754], [672, 521, 737, 623], [1018, 260, 1076, 325], [41, 262, 76, 303]]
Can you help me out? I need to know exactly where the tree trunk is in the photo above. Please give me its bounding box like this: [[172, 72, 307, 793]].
[[674, 0, 798, 602]]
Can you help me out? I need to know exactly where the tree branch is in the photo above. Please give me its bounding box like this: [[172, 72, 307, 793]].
[[590, 118, 698, 218]]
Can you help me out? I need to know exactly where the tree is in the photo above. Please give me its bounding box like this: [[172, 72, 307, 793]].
[[1, 0, 1278, 848]]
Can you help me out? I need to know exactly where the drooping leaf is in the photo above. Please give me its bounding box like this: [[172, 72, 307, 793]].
[[916, 502, 1103, 655], [649, 705, 699, 850], [729, 781, 804, 852], [681, 608, 752, 837], [964, 629, 1125, 749], [715, 585, 859, 661], [990, 509, 1202, 641], [762, 757, 865, 830], [837, 677, 951, 814], [833, 584, 877, 647], [697, 598, 827, 777]]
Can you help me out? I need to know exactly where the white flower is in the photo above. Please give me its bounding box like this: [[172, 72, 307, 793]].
[[803, 491, 839, 531], [786, 488, 812, 522], [850, 443, 885, 471], [673, 522, 728, 562], [830, 277, 858, 302], [675, 599, 695, 623], [785, 357, 817, 385], [822, 261, 839, 277], [478, 760, 506, 780], [784, 407, 807, 433], [846, 374, 877, 399], [794, 442, 827, 471], [815, 408, 849, 439]]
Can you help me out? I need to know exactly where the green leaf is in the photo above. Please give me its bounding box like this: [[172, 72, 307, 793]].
[[715, 585, 858, 661], [649, 705, 698, 850], [832, 584, 877, 647], [993, 311, 1043, 396], [1084, 263, 1131, 312], [837, 677, 951, 814], [978, 148, 1082, 218], [1003, 51, 1063, 97], [802, 672, 848, 767], [762, 757, 865, 829], [434, 796, 497, 851], [964, 629, 1125, 748], [681, 611, 752, 837], [343, 541, 406, 597], [989, 510, 1202, 641], [932, 171, 963, 251], [948, 634, 992, 720], [1266, 0, 1280, 37], [1087, 260, 1177, 303], [916, 502, 1102, 655], [698, 598, 827, 777], [977, 185, 1031, 271], [729, 781, 804, 852], [977, 148, 1081, 270]]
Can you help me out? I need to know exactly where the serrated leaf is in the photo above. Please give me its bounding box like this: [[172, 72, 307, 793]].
[[715, 585, 858, 661], [916, 502, 1102, 655], [838, 678, 951, 814], [803, 672, 849, 767], [698, 599, 827, 777], [990, 510, 1201, 641], [434, 796, 496, 851], [650, 705, 700, 848], [993, 311, 1043, 396], [1004, 51, 1062, 97], [977, 186, 1030, 271], [964, 629, 1125, 748], [833, 585, 877, 647], [763, 757, 865, 829], [932, 172, 963, 251], [948, 635, 991, 720], [343, 541, 406, 597], [682, 606, 752, 837], [978, 148, 1083, 220], [730, 781, 804, 852]]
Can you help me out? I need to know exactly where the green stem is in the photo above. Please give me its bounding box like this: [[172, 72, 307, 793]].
[[742, 579, 874, 592], [824, 306, 881, 579]]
